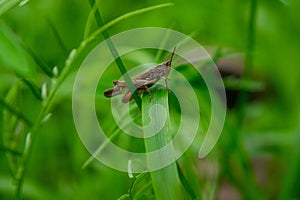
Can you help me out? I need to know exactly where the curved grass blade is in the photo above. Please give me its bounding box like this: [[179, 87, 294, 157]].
[[81, 128, 119, 169], [46, 19, 69, 57], [84, 1, 99, 39], [176, 162, 200, 200], [89, 3, 174, 40]]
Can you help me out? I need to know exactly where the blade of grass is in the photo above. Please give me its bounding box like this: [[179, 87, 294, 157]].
[[84, 1, 99, 39], [46, 19, 69, 57], [142, 88, 185, 200], [81, 127, 119, 169], [0, 98, 32, 127], [153, 46, 200, 199], [0, 146, 22, 156], [154, 28, 173, 63], [176, 162, 200, 200], [278, 124, 300, 200], [0, 0, 22, 16], [21, 79, 42, 101], [20, 41, 54, 77]]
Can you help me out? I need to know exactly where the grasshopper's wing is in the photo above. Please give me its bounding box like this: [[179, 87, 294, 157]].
[[104, 80, 128, 98], [133, 79, 158, 88], [104, 85, 125, 97]]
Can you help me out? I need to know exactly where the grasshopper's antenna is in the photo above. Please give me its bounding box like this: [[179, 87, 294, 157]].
[[167, 47, 176, 66]]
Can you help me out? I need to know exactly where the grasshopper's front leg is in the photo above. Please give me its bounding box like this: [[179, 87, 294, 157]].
[[162, 76, 171, 93], [143, 86, 153, 102]]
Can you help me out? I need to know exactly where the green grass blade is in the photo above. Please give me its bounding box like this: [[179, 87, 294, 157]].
[[20, 41, 54, 77], [81, 128, 119, 169], [142, 88, 185, 200], [278, 125, 300, 200], [89, 3, 174, 40], [176, 162, 200, 200], [0, 146, 22, 156], [84, 1, 98, 39], [0, 98, 32, 127], [20, 79, 42, 101], [0, 0, 22, 16], [46, 19, 69, 57]]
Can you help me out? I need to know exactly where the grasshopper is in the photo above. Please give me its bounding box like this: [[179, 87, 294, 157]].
[[104, 48, 176, 103]]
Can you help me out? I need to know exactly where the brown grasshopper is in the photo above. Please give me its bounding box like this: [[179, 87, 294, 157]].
[[104, 48, 176, 103]]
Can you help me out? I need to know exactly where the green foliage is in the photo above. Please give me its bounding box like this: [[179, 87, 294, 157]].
[[0, 0, 300, 199]]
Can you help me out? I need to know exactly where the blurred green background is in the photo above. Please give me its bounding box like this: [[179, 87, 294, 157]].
[[1, 0, 300, 199]]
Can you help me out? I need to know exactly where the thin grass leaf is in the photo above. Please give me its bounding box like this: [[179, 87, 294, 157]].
[[46, 19, 69, 57], [154, 28, 173, 63], [128, 173, 148, 195], [278, 125, 300, 200], [123, 173, 155, 199], [176, 162, 200, 200], [117, 194, 130, 200], [20, 41, 54, 77], [142, 88, 185, 200], [21, 79, 42, 101], [0, 0, 23, 16], [82, 127, 119, 169], [84, 1, 99, 39], [133, 181, 154, 199], [90, 3, 174, 39], [0, 98, 32, 127], [0, 22, 36, 78], [0, 146, 23, 156]]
